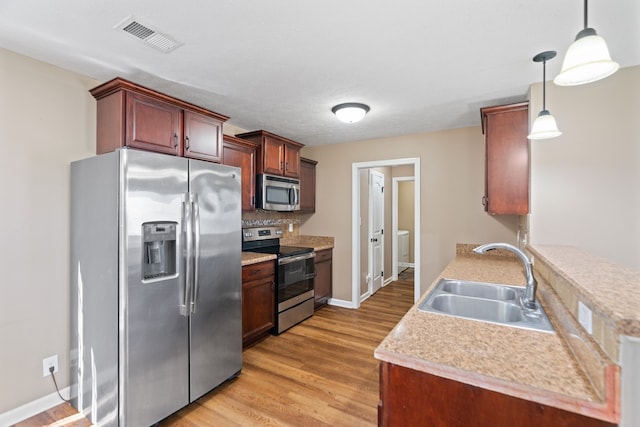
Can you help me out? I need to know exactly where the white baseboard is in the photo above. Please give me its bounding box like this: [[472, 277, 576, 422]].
[[0, 386, 70, 426], [327, 298, 355, 309], [399, 262, 415, 268], [383, 277, 394, 286]]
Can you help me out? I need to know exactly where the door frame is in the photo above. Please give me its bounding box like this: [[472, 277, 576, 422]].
[[392, 176, 415, 280], [351, 157, 421, 309]]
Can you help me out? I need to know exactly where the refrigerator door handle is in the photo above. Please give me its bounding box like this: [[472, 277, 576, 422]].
[[180, 193, 193, 316], [191, 193, 201, 314]]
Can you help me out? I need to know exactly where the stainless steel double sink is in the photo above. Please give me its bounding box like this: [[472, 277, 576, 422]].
[[418, 278, 554, 332]]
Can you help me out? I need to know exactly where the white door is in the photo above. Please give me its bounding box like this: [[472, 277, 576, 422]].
[[369, 170, 384, 294]]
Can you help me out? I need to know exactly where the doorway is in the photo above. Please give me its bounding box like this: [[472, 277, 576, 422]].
[[351, 158, 421, 309]]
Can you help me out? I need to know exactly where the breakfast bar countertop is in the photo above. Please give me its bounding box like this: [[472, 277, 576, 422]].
[[374, 251, 620, 424]]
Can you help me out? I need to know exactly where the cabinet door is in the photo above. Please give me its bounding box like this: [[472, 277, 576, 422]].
[[283, 144, 301, 178], [184, 110, 223, 162], [314, 249, 332, 309], [242, 261, 275, 348], [242, 277, 275, 347], [481, 103, 529, 215], [262, 136, 285, 175], [126, 92, 181, 155], [222, 137, 256, 211], [299, 158, 317, 212]]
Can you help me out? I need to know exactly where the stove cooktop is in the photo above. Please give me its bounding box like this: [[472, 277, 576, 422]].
[[247, 245, 313, 258]]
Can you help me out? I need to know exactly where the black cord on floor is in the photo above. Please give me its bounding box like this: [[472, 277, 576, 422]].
[[49, 366, 70, 403]]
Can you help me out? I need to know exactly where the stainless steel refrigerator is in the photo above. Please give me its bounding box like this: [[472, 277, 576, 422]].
[[70, 149, 242, 426]]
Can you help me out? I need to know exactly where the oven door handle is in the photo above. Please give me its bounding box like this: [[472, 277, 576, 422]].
[[278, 252, 316, 265]]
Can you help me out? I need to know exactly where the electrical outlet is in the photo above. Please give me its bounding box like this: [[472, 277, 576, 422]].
[[578, 301, 593, 335], [42, 354, 59, 377]]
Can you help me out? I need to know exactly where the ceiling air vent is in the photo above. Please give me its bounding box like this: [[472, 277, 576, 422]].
[[115, 16, 182, 53]]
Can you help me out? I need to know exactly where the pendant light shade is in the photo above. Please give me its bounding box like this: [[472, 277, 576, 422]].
[[528, 110, 562, 140], [331, 102, 370, 123], [528, 51, 562, 140], [554, 1, 619, 86]]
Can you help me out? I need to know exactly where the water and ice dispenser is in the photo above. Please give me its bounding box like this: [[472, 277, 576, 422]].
[[142, 222, 177, 280]]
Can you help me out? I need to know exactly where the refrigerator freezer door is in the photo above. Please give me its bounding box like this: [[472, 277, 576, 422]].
[[188, 159, 242, 401], [122, 150, 190, 426]]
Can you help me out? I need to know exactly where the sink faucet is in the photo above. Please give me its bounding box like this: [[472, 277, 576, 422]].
[[473, 243, 538, 309]]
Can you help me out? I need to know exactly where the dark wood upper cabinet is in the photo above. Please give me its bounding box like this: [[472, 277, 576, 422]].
[[299, 157, 317, 213], [183, 110, 223, 162], [480, 102, 529, 215], [126, 92, 182, 155], [236, 130, 304, 178], [91, 77, 228, 162], [222, 135, 258, 211]]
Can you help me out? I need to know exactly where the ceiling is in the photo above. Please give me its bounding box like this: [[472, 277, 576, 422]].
[[1, 1, 638, 146]]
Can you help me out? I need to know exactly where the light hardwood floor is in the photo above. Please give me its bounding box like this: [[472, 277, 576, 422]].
[[15, 280, 414, 427]]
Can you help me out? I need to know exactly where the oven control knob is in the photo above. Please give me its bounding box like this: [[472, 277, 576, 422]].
[[244, 232, 252, 238], [276, 230, 283, 235]]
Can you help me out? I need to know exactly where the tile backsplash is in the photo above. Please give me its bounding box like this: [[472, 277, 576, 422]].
[[242, 211, 307, 238]]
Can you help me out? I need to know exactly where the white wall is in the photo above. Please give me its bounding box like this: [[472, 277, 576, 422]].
[[529, 65, 640, 270], [0, 48, 98, 413]]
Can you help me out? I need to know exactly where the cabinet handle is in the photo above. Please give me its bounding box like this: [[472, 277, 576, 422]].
[[251, 196, 255, 208], [286, 162, 289, 171], [174, 133, 178, 148], [185, 136, 190, 150]]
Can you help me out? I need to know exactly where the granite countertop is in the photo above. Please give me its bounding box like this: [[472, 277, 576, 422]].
[[280, 235, 334, 252], [241, 252, 276, 266], [530, 245, 640, 337], [375, 253, 619, 423]]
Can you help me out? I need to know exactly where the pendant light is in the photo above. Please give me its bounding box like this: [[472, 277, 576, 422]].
[[554, 0, 619, 86], [331, 102, 370, 123], [528, 51, 562, 140]]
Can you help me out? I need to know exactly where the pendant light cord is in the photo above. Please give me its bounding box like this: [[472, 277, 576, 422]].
[[584, 0, 588, 29], [542, 59, 547, 111]]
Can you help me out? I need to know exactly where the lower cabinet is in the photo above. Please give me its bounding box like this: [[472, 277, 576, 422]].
[[242, 260, 275, 348], [314, 249, 332, 309], [378, 362, 616, 427]]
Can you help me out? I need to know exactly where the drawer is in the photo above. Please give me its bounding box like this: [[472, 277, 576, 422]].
[[242, 260, 275, 282], [314, 249, 332, 263]]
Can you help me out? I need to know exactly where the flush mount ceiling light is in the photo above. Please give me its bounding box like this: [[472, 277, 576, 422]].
[[554, 0, 619, 86], [331, 103, 370, 124], [528, 51, 562, 140]]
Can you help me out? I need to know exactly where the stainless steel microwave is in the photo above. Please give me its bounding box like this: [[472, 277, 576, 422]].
[[256, 173, 300, 211]]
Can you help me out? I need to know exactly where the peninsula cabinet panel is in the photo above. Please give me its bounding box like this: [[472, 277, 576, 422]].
[[480, 102, 529, 215], [299, 157, 317, 213], [91, 77, 228, 162], [222, 135, 258, 211], [378, 362, 615, 427], [236, 130, 304, 178], [242, 260, 275, 348]]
